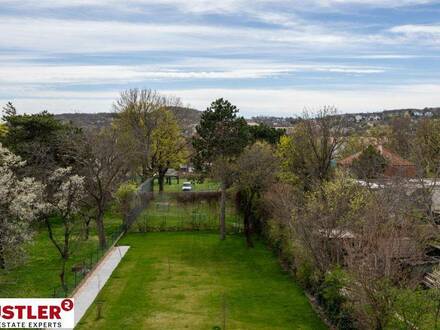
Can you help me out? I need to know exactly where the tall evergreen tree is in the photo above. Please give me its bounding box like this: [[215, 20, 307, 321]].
[[192, 98, 250, 240]]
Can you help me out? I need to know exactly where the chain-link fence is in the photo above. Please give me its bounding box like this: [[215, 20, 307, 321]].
[[51, 180, 153, 298], [133, 192, 243, 234]]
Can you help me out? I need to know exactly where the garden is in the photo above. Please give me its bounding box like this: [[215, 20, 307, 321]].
[[76, 232, 326, 330]]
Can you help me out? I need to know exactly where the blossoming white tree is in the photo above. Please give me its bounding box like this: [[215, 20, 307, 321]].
[[0, 144, 46, 269], [44, 167, 85, 292]]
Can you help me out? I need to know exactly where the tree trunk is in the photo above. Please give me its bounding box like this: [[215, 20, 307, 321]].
[[220, 180, 227, 240], [158, 166, 168, 192], [83, 218, 91, 240], [141, 163, 149, 182], [60, 257, 67, 294], [96, 210, 107, 249], [0, 242, 5, 269], [158, 173, 165, 192]]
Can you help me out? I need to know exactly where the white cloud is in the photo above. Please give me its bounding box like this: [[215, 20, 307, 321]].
[[3, 0, 436, 11], [0, 16, 408, 58], [4, 84, 440, 116], [171, 85, 440, 116], [0, 17, 325, 53], [390, 24, 440, 35], [0, 61, 385, 88]]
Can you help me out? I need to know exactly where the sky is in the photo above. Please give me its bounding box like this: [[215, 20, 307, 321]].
[[1, 0, 440, 117]]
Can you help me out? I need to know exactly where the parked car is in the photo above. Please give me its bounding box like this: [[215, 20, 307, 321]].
[[182, 182, 193, 191]]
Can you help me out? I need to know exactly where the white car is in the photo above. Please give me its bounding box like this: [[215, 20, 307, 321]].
[[182, 182, 193, 191]]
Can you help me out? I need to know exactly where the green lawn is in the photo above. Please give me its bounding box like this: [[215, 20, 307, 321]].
[[0, 211, 123, 298], [152, 178, 219, 192], [77, 232, 326, 330], [135, 198, 242, 232]]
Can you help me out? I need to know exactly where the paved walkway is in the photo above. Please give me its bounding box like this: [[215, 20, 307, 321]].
[[72, 245, 130, 327]]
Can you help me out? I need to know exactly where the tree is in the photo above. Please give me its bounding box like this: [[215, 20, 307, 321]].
[[388, 117, 413, 159], [235, 142, 278, 247], [43, 167, 85, 292], [2, 102, 16, 117], [277, 107, 344, 192], [0, 144, 45, 269], [0, 110, 70, 179], [338, 134, 364, 159], [71, 128, 128, 248], [113, 89, 181, 181], [0, 123, 7, 138], [414, 119, 440, 177], [351, 145, 388, 179], [150, 109, 187, 192], [293, 172, 371, 273], [249, 123, 285, 145], [192, 98, 250, 240]]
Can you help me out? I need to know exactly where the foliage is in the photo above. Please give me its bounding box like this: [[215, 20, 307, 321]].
[[388, 117, 413, 159], [192, 98, 250, 174], [415, 119, 440, 176], [150, 108, 187, 191], [71, 128, 128, 248], [276, 108, 344, 191], [351, 145, 388, 179], [171, 191, 220, 204], [389, 288, 440, 330], [0, 110, 70, 179], [43, 167, 85, 291], [294, 172, 371, 273], [114, 182, 138, 224], [0, 210, 123, 298], [0, 123, 7, 137], [2, 102, 16, 117], [192, 98, 250, 239], [249, 123, 285, 145], [235, 142, 278, 246], [318, 267, 350, 325], [0, 144, 46, 269], [338, 134, 364, 159], [113, 88, 181, 181]]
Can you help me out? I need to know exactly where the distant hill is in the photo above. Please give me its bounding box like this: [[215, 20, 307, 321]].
[[250, 107, 440, 129], [55, 107, 201, 136]]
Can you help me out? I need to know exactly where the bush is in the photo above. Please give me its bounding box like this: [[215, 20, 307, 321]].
[[114, 182, 138, 220], [318, 267, 349, 324], [169, 191, 220, 204]]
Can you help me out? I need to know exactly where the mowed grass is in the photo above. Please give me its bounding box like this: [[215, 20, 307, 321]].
[[0, 211, 123, 298], [77, 232, 326, 330]]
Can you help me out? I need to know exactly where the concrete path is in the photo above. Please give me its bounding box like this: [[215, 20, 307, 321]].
[[72, 245, 130, 327]]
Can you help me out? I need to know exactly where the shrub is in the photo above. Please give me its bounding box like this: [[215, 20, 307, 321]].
[[114, 182, 138, 223], [170, 191, 220, 204], [318, 267, 349, 324]]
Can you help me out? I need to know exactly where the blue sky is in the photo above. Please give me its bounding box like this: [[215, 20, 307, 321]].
[[1, 0, 440, 117]]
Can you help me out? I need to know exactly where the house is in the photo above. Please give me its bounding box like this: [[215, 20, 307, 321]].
[[338, 145, 417, 178], [354, 115, 363, 122]]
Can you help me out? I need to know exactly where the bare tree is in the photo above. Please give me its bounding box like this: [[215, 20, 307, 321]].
[[235, 142, 278, 247], [113, 88, 181, 181], [71, 128, 128, 248], [277, 107, 345, 192]]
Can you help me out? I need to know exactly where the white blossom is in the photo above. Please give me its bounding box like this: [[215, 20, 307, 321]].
[[0, 144, 46, 268]]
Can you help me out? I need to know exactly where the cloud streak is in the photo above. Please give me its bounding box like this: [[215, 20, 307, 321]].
[[0, 0, 439, 115]]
